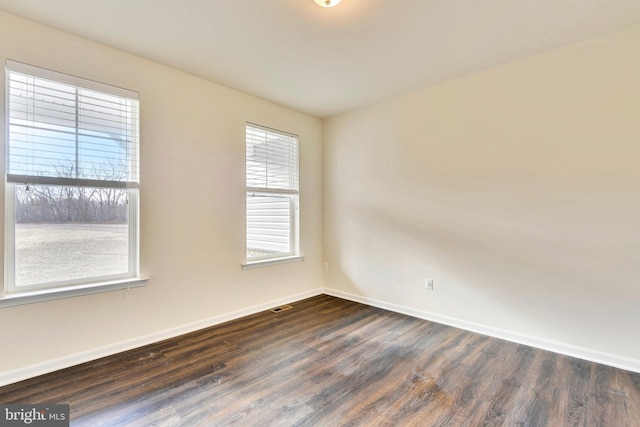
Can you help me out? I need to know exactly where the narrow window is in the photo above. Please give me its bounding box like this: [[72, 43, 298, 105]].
[[245, 123, 299, 262], [3, 60, 141, 300]]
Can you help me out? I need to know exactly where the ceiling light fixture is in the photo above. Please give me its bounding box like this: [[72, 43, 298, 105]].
[[313, 0, 342, 7]]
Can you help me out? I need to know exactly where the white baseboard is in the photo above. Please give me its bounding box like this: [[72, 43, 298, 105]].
[[323, 288, 640, 374], [4, 286, 638, 387], [0, 288, 324, 387]]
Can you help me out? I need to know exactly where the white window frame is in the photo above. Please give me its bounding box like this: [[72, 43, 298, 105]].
[[243, 123, 302, 269], [1, 60, 146, 307]]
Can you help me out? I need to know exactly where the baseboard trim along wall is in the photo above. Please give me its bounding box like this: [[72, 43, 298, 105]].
[[4, 286, 639, 387], [0, 288, 324, 387], [323, 288, 640, 374]]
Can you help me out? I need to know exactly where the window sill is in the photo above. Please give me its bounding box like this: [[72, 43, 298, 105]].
[[242, 256, 304, 270], [0, 277, 148, 308]]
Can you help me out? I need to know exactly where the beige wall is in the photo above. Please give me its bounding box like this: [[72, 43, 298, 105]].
[[0, 11, 323, 377], [324, 25, 640, 362]]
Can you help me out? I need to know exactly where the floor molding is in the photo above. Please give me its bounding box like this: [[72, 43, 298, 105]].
[[0, 288, 324, 387], [323, 288, 640, 374], [4, 286, 638, 387]]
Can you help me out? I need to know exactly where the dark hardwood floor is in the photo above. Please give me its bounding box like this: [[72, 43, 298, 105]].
[[1, 295, 639, 426]]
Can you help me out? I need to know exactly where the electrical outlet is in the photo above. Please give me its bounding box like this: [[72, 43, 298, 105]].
[[425, 278, 434, 290], [323, 262, 329, 272]]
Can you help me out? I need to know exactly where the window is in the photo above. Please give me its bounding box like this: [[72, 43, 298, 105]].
[[2, 60, 144, 305], [245, 123, 300, 265]]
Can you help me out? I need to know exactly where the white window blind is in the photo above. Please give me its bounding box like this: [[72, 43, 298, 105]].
[[246, 123, 299, 260], [246, 123, 299, 193], [5, 60, 139, 189]]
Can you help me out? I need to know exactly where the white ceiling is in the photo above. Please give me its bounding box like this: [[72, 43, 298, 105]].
[[1, 0, 640, 118]]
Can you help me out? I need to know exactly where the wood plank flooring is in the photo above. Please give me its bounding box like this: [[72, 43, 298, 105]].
[[1, 295, 639, 426]]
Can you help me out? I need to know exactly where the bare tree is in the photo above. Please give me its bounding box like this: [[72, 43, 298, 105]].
[[16, 162, 129, 224]]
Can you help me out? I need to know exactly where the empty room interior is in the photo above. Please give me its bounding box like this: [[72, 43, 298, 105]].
[[0, 0, 639, 425]]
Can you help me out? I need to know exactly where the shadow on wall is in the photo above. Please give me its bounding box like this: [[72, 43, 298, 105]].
[[332, 182, 640, 346]]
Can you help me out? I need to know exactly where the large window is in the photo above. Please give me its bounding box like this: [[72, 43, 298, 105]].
[[245, 123, 299, 264], [2, 60, 143, 304]]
